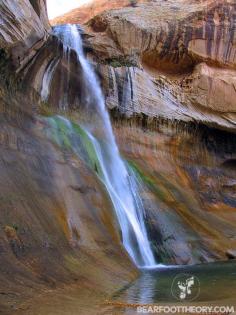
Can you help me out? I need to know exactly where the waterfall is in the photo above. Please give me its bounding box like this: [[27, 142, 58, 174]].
[[54, 24, 156, 268], [41, 58, 59, 102]]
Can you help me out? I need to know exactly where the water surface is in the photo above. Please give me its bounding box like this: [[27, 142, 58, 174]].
[[111, 261, 236, 310]]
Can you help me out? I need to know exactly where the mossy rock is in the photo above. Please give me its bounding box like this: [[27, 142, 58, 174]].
[[38, 102, 55, 117], [103, 57, 137, 68], [127, 160, 168, 202], [44, 115, 103, 178]]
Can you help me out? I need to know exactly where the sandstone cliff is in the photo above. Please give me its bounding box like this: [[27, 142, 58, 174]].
[[0, 0, 236, 313], [84, 0, 236, 131], [114, 121, 236, 265], [0, 2, 137, 314], [51, 0, 147, 26], [0, 0, 50, 69]]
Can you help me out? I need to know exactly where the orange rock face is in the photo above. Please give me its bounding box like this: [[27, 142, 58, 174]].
[[50, 0, 147, 26], [113, 122, 236, 265], [0, 1, 137, 313], [85, 0, 236, 131]]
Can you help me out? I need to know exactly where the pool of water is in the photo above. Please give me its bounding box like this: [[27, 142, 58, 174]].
[[15, 261, 236, 315], [113, 261, 236, 305]]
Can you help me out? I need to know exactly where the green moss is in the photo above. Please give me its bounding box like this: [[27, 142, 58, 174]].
[[128, 160, 155, 185], [103, 57, 137, 68], [43, 116, 72, 149], [127, 160, 168, 203], [44, 115, 103, 178], [38, 102, 54, 117], [71, 122, 103, 177]]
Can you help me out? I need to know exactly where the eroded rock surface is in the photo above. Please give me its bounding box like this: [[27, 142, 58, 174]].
[[113, 121, 236, 265], [0, 0, 50, 69], [88, 0, 236, 68], [0, 2, 137, 314], [0, 89, 136, 315], [84, 0, 236, 131], [0, 0, 236, 313]]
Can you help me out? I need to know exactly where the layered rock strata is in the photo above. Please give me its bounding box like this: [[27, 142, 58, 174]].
[[83, 0, 236, 131]]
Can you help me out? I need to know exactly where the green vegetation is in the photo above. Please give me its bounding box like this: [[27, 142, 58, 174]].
[[71, 121, 103, 177], [44, 116, 103, 178], [127, 160, 167, 202], [46, 116, 71, 149], [104, 57, 137, 68], [38, 102, 55, 117], [128, 160, 156, 186]]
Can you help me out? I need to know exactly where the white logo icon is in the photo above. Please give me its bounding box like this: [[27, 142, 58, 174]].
[[171, 274, 200, 301], [178, 276, 195, 300]]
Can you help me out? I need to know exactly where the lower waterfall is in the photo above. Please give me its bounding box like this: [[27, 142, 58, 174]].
[[53, 24, 156, 268]]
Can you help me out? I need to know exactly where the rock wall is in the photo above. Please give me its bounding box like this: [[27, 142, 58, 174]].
[[0, 2, 138, 314], [29, 0, 50, 28], [98, 62, 236, 131], [0, 91, 136, 314], [3, 0, 235, 132], [0, 4, 236, 314], [0, 0, 50, 69], [88, 0, 236, 69], [85, 0, 236, 132], [113, 121, 236, 265]]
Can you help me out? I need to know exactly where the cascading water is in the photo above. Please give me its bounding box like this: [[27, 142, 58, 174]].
[[53, 24, 156, 267], [41, 58, 59, 102]]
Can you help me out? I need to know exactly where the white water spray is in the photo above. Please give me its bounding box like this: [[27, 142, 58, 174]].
[[41, 58, 59, 101], [55, 24, 156, 267]]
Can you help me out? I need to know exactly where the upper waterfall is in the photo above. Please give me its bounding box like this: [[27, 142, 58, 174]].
[[52, 24, 156, 268]]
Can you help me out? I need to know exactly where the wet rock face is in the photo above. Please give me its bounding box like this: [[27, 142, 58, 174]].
[[113, 122, 236, 265], [98, 62, 236, 131], [188, 1, 236, 69], [0, 90, 137, 313], [85, 0, 236, 132], [182, 63, 236, 113], [141, 0, 236, 71], [1, 0, 235, 312], [0, 4, 138, 305], [21, 34, 85, 111], [29, 0, 50, 29], [1, 0, 235, 132]]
